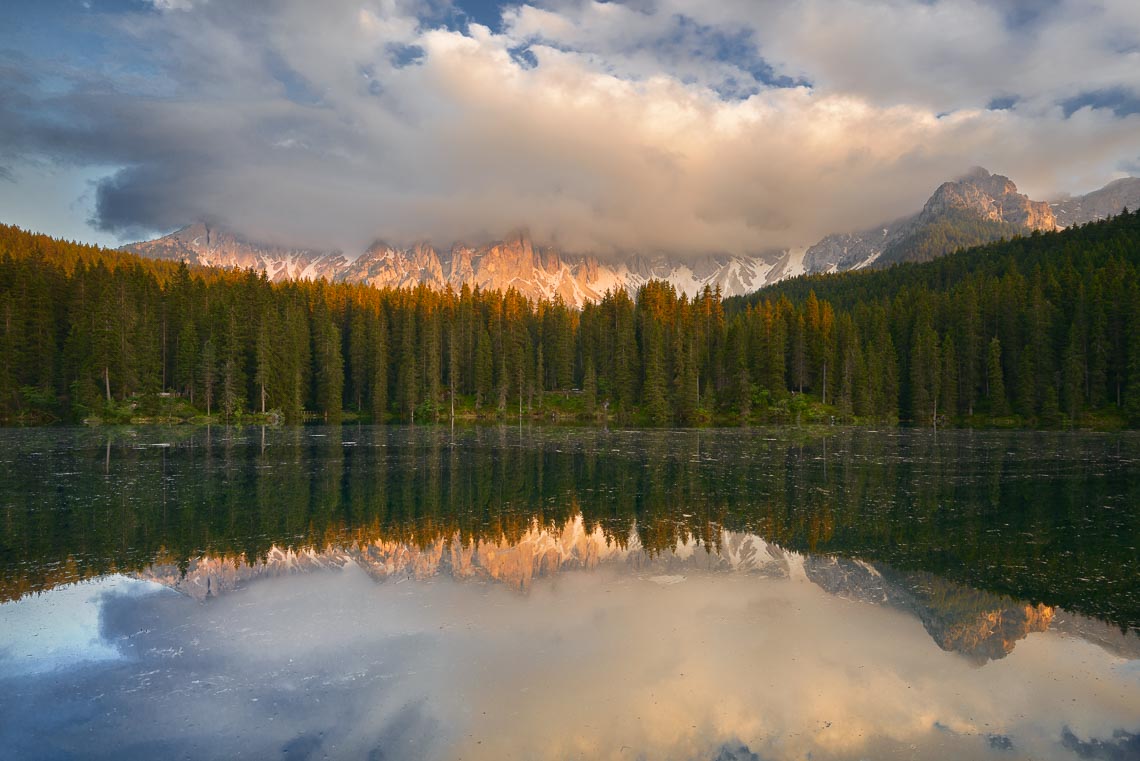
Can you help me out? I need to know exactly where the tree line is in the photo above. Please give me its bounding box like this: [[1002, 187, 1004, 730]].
[[2, 208, 1140, 426]]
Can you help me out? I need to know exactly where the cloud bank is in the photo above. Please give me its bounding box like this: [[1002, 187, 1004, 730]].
[[2, 0, 1140, 255]]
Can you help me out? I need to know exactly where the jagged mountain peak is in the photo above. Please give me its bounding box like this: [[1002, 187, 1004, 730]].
[[804, 167, 1064, 273], [922, 169, 1056, 230], [124, 223, 790, 307]]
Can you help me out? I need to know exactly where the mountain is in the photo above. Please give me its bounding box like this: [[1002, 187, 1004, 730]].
[[123, 171, 1136, 303], [1052, 177, 1140, 227], [803, 167, 1058, 272], [338, 233, 800, 306], [129, 221, 349, 282], [126, 226, 797, 308]]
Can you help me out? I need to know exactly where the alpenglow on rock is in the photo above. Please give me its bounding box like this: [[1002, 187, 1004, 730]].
[[125, 227, 797, 308]]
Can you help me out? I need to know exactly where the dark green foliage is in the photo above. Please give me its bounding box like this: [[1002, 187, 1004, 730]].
[[730, 208, 1140, 426], [2, 209, 1140, 427], [3, 427, 1138, 630], [879, 209, 1025, 266]]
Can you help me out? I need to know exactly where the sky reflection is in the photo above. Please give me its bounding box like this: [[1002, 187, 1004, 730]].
[[1, 551, 1137, 761]]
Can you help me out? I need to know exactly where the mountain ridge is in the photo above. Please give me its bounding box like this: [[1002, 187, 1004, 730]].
[[123, 171, 1137, 305]]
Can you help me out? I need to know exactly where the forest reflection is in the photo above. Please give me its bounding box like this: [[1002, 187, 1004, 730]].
[[1, 426, 1137, 632]]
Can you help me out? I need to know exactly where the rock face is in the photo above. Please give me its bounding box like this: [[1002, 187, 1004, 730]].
[[921, 167, 1057, 231], [136, 517, 796, 598], [128, 222, 349, 282], [126, 227, 789, 308], [1052, 177, 1140, 227], [802, 225, 903, 274]]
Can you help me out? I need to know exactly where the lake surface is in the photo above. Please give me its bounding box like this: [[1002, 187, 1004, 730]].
[[1, 426, 1138, 760]]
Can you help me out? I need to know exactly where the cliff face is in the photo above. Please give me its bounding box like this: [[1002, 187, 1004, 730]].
[[126, 227, 785, 307], [802, 557, 1057, 663], [920, 168, 1057, 231], [924, 603, 1054, 662]]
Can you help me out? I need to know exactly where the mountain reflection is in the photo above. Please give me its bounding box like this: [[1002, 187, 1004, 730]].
[[3, 426, 1140, 761], [3, 559, 1138, 761], [2, 425, 1138, 633], [130, 516, 1095, 663]]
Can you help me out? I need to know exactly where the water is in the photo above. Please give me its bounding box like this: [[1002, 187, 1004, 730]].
[[0, 426, 1138, 759]]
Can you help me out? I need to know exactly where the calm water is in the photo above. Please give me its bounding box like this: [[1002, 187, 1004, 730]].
[[1, 426, 1138, 760]]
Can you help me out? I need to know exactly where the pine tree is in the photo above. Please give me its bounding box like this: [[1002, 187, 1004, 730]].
[[909, 312, 940, 427], [940, 334, 957, 423], [475, 326, 493, 409], [582, 354, 597, 418], [1124, 289, 1140, 425], [987, 336, 1008, 416], [201, 338, 216, 417], [176, 318, 198, 405], [314, 316, 343, 422], [371, 310, 389, 422], [1063, 326, 1085, 422]]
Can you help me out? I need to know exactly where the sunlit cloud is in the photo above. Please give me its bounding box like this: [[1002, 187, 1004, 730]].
[[1, 0, 1138, 254]]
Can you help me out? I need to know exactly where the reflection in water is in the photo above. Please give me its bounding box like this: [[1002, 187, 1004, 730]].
[[1, 426, 1139, 759], [1, 562, 1138, 761], [134, 516, 1072, 663], [2, 425, 1138, 627]]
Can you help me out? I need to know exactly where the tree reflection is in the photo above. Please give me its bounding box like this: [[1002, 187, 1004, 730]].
[[0, 427, 1136, 630]]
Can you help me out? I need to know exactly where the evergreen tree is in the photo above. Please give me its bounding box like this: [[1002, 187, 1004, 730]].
[[371, 310, 389, 422], [940, 334, 958, 423], [987, 337, 1008, 416], [582, 354, 597, 418]]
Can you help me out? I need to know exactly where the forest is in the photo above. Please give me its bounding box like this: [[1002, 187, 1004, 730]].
[[2, 208, 1140, 427]]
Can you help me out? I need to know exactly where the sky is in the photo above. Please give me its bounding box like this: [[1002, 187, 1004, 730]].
[[1, 0, 1139, 256]]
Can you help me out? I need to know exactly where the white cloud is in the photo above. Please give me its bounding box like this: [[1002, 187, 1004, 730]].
[[5, 0, 1140, 253]]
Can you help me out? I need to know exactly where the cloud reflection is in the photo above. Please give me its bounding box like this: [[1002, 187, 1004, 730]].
[[0, 552, 1137, 760]]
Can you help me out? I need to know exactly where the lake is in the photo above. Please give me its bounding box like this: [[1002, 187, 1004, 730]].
[[1, 426, 1138, 760]]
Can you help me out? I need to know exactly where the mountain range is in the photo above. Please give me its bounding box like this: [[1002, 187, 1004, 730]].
[[124, 170, 1140, 307]]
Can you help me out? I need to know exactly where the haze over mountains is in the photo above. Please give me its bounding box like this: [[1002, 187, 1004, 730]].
[[124, 170, 1140, 307]]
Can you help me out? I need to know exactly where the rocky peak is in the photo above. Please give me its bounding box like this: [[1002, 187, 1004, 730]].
[[922, 167, 1057, 231]]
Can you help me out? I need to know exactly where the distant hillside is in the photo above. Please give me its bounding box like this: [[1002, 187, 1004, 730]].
[[803, 167, 1058, 272], [1052, 177, 1140, 227], [735, 209, 1140, 313]]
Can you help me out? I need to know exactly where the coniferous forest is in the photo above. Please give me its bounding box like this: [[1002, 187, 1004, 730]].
[[2, 209, 1140, 427]]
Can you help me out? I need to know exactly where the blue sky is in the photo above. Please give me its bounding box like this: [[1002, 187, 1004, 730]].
[[2, 0, 1139, 254]]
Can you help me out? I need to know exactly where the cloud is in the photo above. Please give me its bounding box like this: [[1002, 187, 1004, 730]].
[[3, 0, 1140, 255]]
